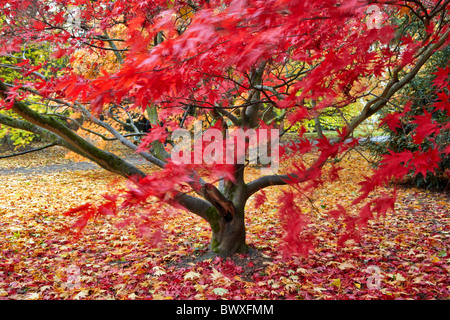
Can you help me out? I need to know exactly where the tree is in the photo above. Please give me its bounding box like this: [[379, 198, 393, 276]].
[[0, 0, 449, 256]]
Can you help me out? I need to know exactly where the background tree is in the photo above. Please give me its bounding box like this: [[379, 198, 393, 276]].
[[0, 0, 449, 256], [0, 40, 65, 149]]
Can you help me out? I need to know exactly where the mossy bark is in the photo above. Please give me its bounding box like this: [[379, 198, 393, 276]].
[[208, 207, 248, 256], [206, 178, 248, 256]]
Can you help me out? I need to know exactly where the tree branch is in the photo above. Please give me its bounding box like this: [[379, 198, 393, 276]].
[[342, 27, 450, 141], [0, 112, 92, 158], [246, 160, 324, 199], [0, 81, 214, 222], [0, 142, 57, 159], [246, 174, 292, 199], [0, 79, 147, 178], [215, 107, 240, 126]]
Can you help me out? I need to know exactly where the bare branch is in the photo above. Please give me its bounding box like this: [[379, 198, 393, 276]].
[[215, 107, 240, 126], [0, 142, 57, 159], [342, 27, 450, 141]]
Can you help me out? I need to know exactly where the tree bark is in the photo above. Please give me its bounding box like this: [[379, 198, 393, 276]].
[[204, 165, 249, 256], [207, 206, 248, 256]]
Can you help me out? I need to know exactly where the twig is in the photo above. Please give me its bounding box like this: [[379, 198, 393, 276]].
[[0, 142, 57, 159]]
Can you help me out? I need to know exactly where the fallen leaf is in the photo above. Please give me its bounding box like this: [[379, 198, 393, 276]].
[[153, 266, 167, 276], [338, 262, 355, 270], [184, 271, 201, 280], [74, 290, 89, 300], [330, 279, 341, 287], [395, 273, 406, 282], [210, 268, 224, 281], [26, 292, 40, 300], [430, 256, 440, 263], [296, 267, 309, 274], [212, 287, 228, 296]]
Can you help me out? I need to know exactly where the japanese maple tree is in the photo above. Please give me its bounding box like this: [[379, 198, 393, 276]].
[[0, 0, 449, 256]]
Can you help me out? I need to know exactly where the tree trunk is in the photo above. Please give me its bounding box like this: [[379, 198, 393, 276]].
[[208, 206, 248, 256]]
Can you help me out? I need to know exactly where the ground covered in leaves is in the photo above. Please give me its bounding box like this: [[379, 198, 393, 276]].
[[0, 145, 448, 300]]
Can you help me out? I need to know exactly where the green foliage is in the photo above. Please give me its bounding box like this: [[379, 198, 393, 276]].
[[289, 101, 364, 133], [0, 43, 68, 148], [0, 118, 35, 148]]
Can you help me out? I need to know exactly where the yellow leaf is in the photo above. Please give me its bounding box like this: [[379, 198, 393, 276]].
[[285, 283, 297, 292], [179, 6, 194, 19], [153, 266, 166, 276], [296, 267, 309, 274], [194, 284, 207, 293], [338, 262, 355, 270], [74, 290, 89, 300], [211, 268, 224, 281], [194, 293, 205, 300], [136, 267, 147, 275], [26, 292, 40, 300], [184, 271, 201, 280], [395, 273, 406, 282], [398, 6, 411, 18], [271, 282, 281, 289], [152, 293, 171, 300], [431, 256, 440, 263], [330, 279, 341, 287]]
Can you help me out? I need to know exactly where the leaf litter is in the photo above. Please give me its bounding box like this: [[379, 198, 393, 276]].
[[0, 147, 448, 300]]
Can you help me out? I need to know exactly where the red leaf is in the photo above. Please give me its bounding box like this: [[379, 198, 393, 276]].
[[358, 203, 373, 228], [443, 145, 450, 155], [370, 194, 396, 218], [254, 190, 267, 209], [432, 91, 450, 114], [137, 127, 169, 152], [410, 147, 441, 178], [32, 20, 46, 31], [328, 165, 342, 182], [315, 136, 340, 161], [327, 204, 346, 220], [16, 60, 30, 67], [432, 66, 450, 89], [379, 101, 412, 131], [411, 110, 441, 144]]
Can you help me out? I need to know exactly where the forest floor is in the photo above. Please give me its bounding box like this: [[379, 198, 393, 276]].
[[0, 142, 448, 300]]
